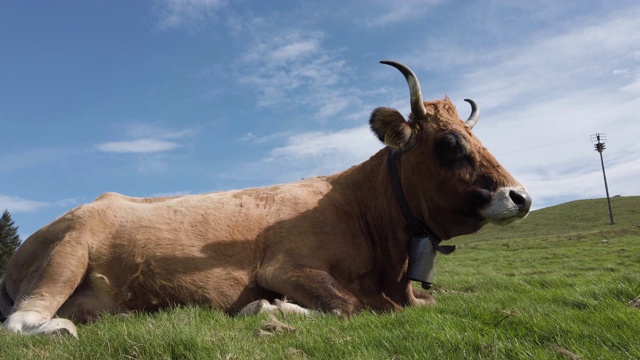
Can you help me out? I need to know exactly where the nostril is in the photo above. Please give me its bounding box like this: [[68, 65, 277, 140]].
[[509, 190, 525, 205], [509, 189, 532, 213]]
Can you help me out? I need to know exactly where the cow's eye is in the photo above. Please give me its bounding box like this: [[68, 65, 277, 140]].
[[434, 132, 468, 165]]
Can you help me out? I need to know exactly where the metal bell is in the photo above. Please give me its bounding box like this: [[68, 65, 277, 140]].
[[406, 235, 437, 289]]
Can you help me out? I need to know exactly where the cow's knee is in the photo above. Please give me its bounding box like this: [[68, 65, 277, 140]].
[[3, 310, 78, 338]]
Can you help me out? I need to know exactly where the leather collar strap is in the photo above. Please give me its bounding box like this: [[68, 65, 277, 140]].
[[387, 149, 455, 255]]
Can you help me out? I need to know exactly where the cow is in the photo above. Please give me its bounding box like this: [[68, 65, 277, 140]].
[[0, 61, 531, 338]]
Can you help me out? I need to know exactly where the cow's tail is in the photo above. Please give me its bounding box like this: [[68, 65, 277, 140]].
[[0, 277, 13, 321]]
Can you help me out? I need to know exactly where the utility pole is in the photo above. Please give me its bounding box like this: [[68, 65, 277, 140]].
[[590, 133, 614, 225]]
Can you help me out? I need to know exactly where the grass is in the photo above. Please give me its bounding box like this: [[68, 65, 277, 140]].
[[1, 196, 639, 359]]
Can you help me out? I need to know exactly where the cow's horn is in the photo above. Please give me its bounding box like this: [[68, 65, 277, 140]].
[[380, 60, 427, 118], [464, 99, 479, 129]]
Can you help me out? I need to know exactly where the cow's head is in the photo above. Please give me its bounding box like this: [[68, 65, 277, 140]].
[[370, 61, 531, 239]]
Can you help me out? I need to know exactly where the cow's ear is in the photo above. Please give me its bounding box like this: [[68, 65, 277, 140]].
[[369, 107, 418, 150]]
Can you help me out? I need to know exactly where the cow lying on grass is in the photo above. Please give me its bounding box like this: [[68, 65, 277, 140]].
[[1, 61, 531, 338]]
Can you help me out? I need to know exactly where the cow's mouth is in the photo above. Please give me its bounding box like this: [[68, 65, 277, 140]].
[[466, 187, 493, 218]]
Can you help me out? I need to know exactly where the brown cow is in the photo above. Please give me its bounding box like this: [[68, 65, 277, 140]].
[[0, 61, 531, 338]]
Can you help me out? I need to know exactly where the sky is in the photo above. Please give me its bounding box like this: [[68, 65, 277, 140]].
[[1, 0, 639, 239]]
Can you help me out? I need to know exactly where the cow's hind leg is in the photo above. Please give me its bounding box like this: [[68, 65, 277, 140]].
[[56, 272, 120, 324], [0, 278, 13, 322], [3, 230, 90, 338], [257, 267, 362, 317]]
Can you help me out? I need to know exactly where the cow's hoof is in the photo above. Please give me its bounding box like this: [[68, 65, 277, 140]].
[[412, 288, 438, 306], [3, 311, 78, 338], [414, 296, 437, 306], [38, 318, 78, 339], [274, 299, 311, 316], [237, 299, 275, 316]]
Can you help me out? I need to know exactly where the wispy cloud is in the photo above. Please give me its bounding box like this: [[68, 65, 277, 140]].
[[269, 126, 380, 162], [96, 125, 194, 154], [420, 5, 640, 110], [226, 126, 383, 184], [355, 0, 444, 27], [0, 194, 49, 213], [235, 28, 358, 119], [240, 131, 293, 145], [153, 0, 228, 30], [96, 139, 181, 154], [449, 6, 640, 208], [227, 3, 640, 210], [523, 155, 640, 210], [124, 124, 196, 140], [238, 30, 341, 98]]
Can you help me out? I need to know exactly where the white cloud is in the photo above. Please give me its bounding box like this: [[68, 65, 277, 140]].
[[55, 198, 79, 208], [0, 194, 49, 213], [225, 126, 383, 184], [524, 155, 640, 210], [124, 124, 196, 140], [153, 0, 228, 30], [269, 126, 380, 161], [338, 0, 443, 28], [620, 72, 640, 92], [427, 5, 640, 209], [448, 6, 640, 110], [226, 4, 640, 210], [96, 139, 181, 154], [268, 39, 322, 63], [236, 28, 356, 117], [96, 125, 194, 155], [240, 131, 293, 144]]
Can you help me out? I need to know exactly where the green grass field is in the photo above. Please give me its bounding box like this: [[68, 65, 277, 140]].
[[2, 196, 639, 359]]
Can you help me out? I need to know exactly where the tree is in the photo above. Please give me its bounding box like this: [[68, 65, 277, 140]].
[[0, 210, 21, 276]]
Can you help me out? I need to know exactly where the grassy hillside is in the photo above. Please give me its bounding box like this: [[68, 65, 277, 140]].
[[1, 197, 639, 359], [455, 195, 640, 243]]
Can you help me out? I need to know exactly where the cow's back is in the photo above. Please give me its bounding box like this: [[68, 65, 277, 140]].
[[5, 178, 333, 314]]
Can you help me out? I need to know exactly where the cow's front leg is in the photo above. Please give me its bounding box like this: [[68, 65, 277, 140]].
[[257, 267, 362, 318], [236, 298, 313, 317]]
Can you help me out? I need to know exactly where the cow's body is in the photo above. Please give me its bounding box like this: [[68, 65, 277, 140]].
[[1, 61, 531, 338]]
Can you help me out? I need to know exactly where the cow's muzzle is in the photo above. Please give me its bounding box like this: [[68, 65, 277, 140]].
[[481, 187, 532, 225], [509, 188, 532, 215]]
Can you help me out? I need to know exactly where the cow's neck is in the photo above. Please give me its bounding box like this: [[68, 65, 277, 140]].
[[327, 147, 413, 296]]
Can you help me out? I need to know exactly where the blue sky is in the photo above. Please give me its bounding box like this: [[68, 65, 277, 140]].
[[2, 0, 639, 239]]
